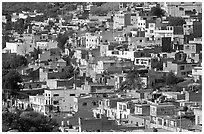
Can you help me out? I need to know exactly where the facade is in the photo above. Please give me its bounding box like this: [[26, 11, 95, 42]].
[[44, 88, 90, 113], [4, 42, 34, 55], [194, 108, 202, 126], [192, 66, 202, 82], [73, 95, 101, 112], [167, 2, 202, 17], [113, 11, 125, 29], [163, 61, 199, 77], [29, 95, 45, 113], [84, 33, 101, 49]]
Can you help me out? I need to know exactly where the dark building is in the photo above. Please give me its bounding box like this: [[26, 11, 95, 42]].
[[193, 22, 202, 38], [174, 52, 187, 63], [162, 37, 172, 52], [124, 13, 131, 26]]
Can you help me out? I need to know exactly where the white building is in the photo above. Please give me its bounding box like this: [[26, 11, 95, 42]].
[[113, 11, 125, 29], [84, 33, 101, 49], [134, 57, 152, 69], [29, 95, 45, 113], [44, 88, 90, 113], [192, 66, 202, 82], [36, 41, 49, 49], [4, 42, 34, 55], [106, 50, 136, 61], [145, 23, 174, 41]]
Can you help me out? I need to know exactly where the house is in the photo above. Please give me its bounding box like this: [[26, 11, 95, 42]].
[[150, 103, 176, 124], [39, 68, 72, 82], [182, 43, 202, 63], [134, 57, 159, 69], [113, 11, 125, 29], [2, 15, 7, 23], [134, 103, 150, 116], [35, 41, 49, 49], [29, 95, 45, 113], [192, 66, 202, 82], [166, 2, 202, 17], [194, 108, 202, 126], [93, 97, 133, 120], [162, 92, 185, 100], [78, 117, 117, 132], [44, 88, 90, 113], [4, 42, 34, 55], [145, 22, 174, 41], [183, 21, 193, 35], [83, 82, 115, 93], [163, 60, 199, 78], [116, 100, 136, 120], [38, 48, 61, 62], [150, 103, 176, 117], [84, 33, 101, 49], [73, 95, 102, 112], [106, 50, 136, 61]]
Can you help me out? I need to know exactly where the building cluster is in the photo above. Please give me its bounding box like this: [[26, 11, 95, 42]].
[[2, 2, 202, 132]]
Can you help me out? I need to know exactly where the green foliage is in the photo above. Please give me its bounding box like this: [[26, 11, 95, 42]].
[[165, 71, 177, 87], [120, 70, 143, 91], [2, 70, 23, 96], [167, 17, 186, 26], [31, 47, 42, 61], [14, 18, 25, 34], [150, 5, 165, 18], [2, 110, 59, 132], [3, 55, 27, 70]]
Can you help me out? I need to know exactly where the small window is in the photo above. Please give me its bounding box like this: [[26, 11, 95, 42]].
[[53, 101, 59, 105], [180, 66, 185, 70], [53, 94, 59, 96], [181, 72, 186, 75], [92, 101, 97, 106], [179, 7, 184, 11], [70, 94, 75, 96], [82, 102, 87, 106]]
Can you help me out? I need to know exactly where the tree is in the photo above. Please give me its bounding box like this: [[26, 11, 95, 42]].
[[165, 71, 177, 87], [2, 70, 23, 97], [2, 110, 59, 132], [119, 69, 143, 92], [167, 17, 186, 26], [14, 18, 25, 34], [150, 5, 165, 18], [31, 47, 41, 61]]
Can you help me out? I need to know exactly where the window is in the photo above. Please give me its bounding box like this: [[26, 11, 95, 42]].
[[119, 104, 123, 110], [53, 94, 59, 96], [92, 101, 97, 106], [70, 94, 75, 96], [82, 102, 87, 106], [185, 45, 190, 49], [181, 72, 186, 75], [180, 66, 185, 70], [192, 53, 195, 57], [123, 105, 127, 111], [150, 30, 154, 33], [53, 101, 59, 105], [136, 59, 139, 64], [179, 7, 184, 11], [150, 24, 154, 27]]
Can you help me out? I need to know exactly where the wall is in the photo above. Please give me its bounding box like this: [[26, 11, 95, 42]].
[[44, 88, 90, 112]]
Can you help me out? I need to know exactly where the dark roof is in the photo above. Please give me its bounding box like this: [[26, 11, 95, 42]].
[[173, 26, 183, 35]]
